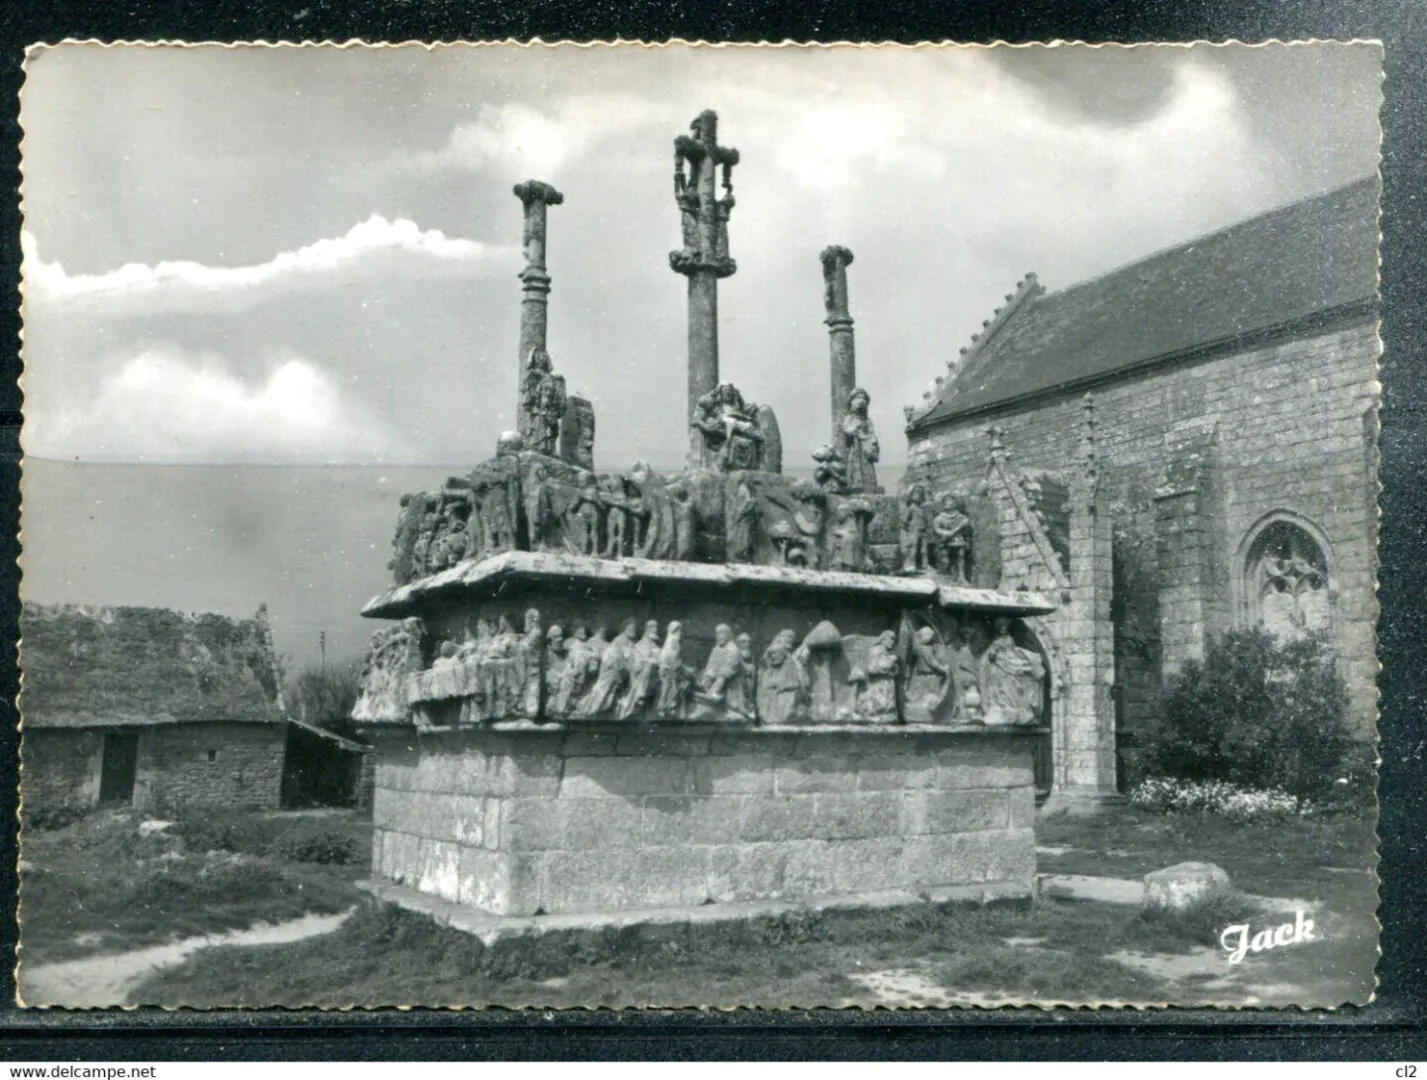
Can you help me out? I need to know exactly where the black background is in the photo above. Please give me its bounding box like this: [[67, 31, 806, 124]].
[[0, 0, 1422, 1062]]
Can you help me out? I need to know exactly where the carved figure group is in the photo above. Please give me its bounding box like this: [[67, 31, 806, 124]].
[[895, 483, 973, 584], [691, 383, 767, 472], [375, 603, 1050, 730], [417, 609, 543, 722]]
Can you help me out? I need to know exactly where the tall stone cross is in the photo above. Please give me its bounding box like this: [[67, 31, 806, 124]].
[[513, 179, 565, 381], [820, 245, 856, 444], [670, 109, 740, 463]]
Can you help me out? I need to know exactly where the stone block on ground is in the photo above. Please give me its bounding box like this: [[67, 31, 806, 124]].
[[1142, 861, 1231, 910]]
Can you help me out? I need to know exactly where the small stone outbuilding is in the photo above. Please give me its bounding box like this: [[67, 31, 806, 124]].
[[20, 602, 367, 815]]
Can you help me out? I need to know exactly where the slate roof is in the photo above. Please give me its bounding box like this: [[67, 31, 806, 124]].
[[21, 602, 287, 729], [911, 176, 1380, 429]]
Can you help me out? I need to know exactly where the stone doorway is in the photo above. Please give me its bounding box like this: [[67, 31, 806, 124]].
[[98, 730, 138, 807]]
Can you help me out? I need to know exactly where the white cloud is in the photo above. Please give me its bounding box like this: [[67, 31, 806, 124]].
[[23, 214, 515, 313], [25, 347, 408, 463], [400, 95, 667, 180]]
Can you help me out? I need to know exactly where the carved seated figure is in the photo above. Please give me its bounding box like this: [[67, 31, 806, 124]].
[[691, 383, 764, 471], [978, 616, 1045, 727]]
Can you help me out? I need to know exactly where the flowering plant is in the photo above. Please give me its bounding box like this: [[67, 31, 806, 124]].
[[1129, 777, 1308, 822]]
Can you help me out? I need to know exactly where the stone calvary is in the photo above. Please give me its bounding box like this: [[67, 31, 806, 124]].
[[352, 111, 1069, 923]]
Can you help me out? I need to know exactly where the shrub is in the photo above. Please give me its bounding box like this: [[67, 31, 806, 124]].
[[22, 802, 89, 832], [169, 806, 273, 856], [272, 829, 360, 865], [1143, 629, 1353, 800]]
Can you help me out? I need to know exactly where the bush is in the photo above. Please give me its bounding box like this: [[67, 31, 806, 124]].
[[22, 802, 89, 832], [272, 830, 360, 865], [169, 807, 273, 857], [1143, 629, 1353, 801], [1129, 777, 1305, 822]]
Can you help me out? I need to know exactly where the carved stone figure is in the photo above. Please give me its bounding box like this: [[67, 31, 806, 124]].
[[411, 508, 441, 578], [457, 620, 489, 664], [757, 629, 809, 725], [787, 481, 827, 568], [599, 475, 631, 558], [835, 387, 880, 493], [625, 463, 654, 552], [552, 624, 593, 715], [618, 620, 663, 720], [524, 464, 560, 552], [481, 615, 522, 719], [734, 632, 758, 720], [432, 640, 461, 670], [949, 625, 983, 724], [811, 445, 847, 494], [476, 478, 517, 555], [576, 620, 636, 718], [754, 404, 783, 474], [903, 625, 951, 724], [728, 479, 760, 563], [559, 396, 597, 472], [978, 617, 1045, 727], [656, 620, 692, 718], [516, 608, 543, 718], [694, 623, 751, 719], [354, 617, 428, 723], [931, 493, 972, 584], [543, 624, 567, 713], [800, 620, 849, 722], [691, 383, 764, 471], [848, 630, 899, 723], [429, 492, 471, 571], [389, 493, 436, 585], [898, 483, 931, 573], [518, 347, 567, 456], [564, 476, 604, 556], [829, 500, 871, 572], [665, 480, 697, 561]]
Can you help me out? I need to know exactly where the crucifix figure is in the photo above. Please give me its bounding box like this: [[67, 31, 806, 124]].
[[669, 109, 739, 465]]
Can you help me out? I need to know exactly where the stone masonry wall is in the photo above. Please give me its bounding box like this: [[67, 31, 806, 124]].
[[134, 722, 287, 812], [369, 726, 1038, 917], [908, 320, 1380, 739], [22, 729, 104, 811]]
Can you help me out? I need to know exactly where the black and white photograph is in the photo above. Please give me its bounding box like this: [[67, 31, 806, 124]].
[[15, 40, 1382, 1009]]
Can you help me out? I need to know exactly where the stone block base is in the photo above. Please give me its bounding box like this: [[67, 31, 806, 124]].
[[358, 875, 1032, 948], [368, 723, 1041, 917]]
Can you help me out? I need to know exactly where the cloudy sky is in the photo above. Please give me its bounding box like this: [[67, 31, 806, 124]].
[[17, 42, 1382, 667], [20, 42, 1382, 469]]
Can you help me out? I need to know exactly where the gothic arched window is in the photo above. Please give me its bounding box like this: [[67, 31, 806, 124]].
[[1243, 518, 1331, 642]]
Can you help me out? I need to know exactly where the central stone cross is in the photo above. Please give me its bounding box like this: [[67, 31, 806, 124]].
[[670, 109, 740, 464]]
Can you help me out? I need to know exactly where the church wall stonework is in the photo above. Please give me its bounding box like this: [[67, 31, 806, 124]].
[[907, 319, 1380, 743], [368, 726, 1037, 917]]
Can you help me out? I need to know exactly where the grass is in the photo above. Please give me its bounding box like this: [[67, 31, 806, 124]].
[[48, 804, 1378, 1008], [136, 893, 1186, 1008], [134, 878, 1333, 1008], [1036, 804, 1378, 897], [20, 808, 370, 965]]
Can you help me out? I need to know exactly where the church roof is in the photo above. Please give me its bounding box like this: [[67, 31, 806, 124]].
[[21, 602, 287, 730], [909, 176, 1380, 430]]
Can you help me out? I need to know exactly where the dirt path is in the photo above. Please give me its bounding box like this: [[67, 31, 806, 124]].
[[19, 908, 354, 1008]]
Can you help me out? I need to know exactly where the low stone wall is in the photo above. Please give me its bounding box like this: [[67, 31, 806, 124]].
[[368, 724, 1038, 917]]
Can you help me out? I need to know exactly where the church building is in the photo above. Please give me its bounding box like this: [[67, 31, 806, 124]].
[[902, 177, 1380, 800]]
